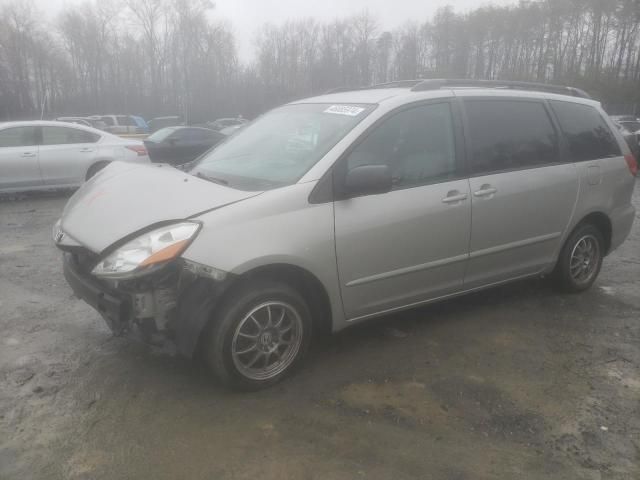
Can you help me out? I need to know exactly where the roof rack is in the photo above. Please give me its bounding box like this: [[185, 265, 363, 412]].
[[324, 80, 424, 95], [324, 78, 591, 99], [410, 78, 591, 99]]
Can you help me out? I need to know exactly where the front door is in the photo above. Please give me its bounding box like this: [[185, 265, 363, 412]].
[[0, 126, 41, 191], [334, 101, 471, 320]]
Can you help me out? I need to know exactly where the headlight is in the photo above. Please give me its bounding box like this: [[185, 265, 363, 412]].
[[92, 222, 200, 279]]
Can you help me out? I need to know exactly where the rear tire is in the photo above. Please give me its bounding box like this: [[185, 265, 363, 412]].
[[203, 280, 312, 391], [553, 223, 604, 293], [86, 161, 110, 180]]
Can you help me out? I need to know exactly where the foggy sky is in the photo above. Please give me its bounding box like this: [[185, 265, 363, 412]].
[[35, 0, 515, 61]]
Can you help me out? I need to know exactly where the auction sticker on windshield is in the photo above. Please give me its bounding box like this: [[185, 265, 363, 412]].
[[324, 105, 366, 116]]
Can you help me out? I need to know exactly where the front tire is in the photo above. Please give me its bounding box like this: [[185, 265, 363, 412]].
[[553, 223, 604, 293], [204, 280, 312, 391]]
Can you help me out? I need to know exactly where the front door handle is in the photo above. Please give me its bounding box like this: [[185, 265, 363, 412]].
[[442, 191, 468, 204], [473, 185, 497, 197], [21, 152, 36, 157], [79, 148, 94, 153]]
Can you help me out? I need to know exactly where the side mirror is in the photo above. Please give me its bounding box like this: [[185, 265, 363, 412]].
[[344, 164, 392, 198]]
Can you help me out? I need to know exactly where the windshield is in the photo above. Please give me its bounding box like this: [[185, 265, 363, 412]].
[[191, 103, 374, 190]]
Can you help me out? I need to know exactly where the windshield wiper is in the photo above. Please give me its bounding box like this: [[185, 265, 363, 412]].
[[195, 171, 229, 186]]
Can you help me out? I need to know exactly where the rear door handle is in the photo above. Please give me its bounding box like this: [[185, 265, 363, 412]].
[[473, 186, 497, 197], [21, 152, 36, 157], [442, 191, 468, 204], [79, 148, 94, 153]]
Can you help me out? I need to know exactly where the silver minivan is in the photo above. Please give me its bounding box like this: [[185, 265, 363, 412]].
[[55, 80, 637, 390]]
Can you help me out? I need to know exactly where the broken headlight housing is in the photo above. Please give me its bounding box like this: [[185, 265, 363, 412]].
[[92, 222, 200, 279]]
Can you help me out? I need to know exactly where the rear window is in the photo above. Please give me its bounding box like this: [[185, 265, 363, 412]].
[[464, 99, 559, 175], [550, 101, 621, 161], [147, 127, 177, 142]]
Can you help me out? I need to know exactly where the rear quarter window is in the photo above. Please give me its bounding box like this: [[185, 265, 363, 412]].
[[42, 127, 100, 145], [550, 101, 621, 161]]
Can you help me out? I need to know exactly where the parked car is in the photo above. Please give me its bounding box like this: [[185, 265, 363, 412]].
[[99, 115, 139, 134], [219, 124, 246, 136], [54, 80, 637, 391], [0, 121, 149, 193], [56, 116, 109, 131], [83, 116, 109, 130], [144, 126, 226, 165], [55, 117, 93, 127], [612, 120, 640, 161], [131, 115, 150, 134], [148, 116, 182, 132], [208, 117, 247, 131], [610, 115, 638, 123], [618, 119, 640, 133]]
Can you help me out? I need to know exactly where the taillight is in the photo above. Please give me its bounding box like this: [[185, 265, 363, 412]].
[[126, 145, 147, 156], [624, 153, 638, 176]]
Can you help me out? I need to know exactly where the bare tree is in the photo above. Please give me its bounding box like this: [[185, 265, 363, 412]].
[[2, 0, 640, 121]]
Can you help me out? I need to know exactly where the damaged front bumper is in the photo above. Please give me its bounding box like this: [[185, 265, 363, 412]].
[[62, 252, 233, 357]]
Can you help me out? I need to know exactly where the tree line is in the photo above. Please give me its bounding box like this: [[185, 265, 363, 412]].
[[1, 0, 640, 122]]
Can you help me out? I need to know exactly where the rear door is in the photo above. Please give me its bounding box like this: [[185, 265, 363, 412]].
[[0, 126, 41, 191], [38, 126, 101, 186], [334, 101, 472, 320], [461, 97, 578, 288]]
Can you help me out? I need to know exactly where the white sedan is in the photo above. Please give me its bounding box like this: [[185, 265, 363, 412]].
[[0, 121, 150, 193]]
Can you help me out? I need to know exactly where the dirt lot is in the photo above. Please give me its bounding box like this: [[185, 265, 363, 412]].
[[1, 184, 639, 480]]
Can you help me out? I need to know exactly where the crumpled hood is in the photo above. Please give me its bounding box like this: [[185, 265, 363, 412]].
[[60, 161, 261, 253]]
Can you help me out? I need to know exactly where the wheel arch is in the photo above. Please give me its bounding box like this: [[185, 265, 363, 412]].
[[85, 159, 112, 180], [230, 263, 334, 337], [187, 262, 334, 360], [574, 211, 612, 254]]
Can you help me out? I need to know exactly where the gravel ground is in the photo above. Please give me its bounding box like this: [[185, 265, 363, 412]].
[[1, 183, 639, 480]]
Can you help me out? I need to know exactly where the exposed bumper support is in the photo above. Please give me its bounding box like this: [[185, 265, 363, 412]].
[[63, 253, 131, 334], [62, 253, 234, 358]]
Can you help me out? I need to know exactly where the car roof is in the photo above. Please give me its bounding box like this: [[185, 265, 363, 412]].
[[183, 126, 216, 131], [0, 120, 100, 129], [160, 126, 214, 132], [0, 120, 113, 137]]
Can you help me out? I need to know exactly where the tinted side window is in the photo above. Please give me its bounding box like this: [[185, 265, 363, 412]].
[[42, 127, 100, 145], [346, 102, 457, 188], [465, 100, 558, 175], [0, 127, 39, 147], [550, 101, 621, 161]]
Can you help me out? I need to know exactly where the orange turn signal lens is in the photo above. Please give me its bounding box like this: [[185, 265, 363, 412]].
[[139, 239, 190, 267]]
